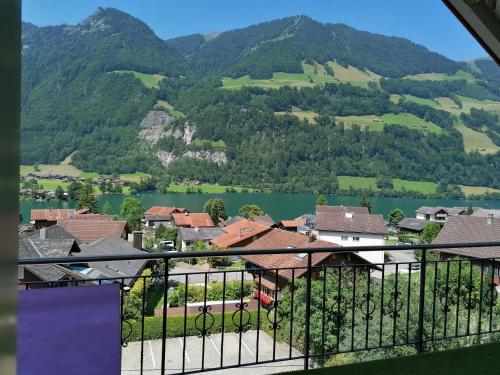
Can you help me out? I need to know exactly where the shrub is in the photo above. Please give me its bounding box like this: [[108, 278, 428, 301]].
[[125, 310, 261, 341]]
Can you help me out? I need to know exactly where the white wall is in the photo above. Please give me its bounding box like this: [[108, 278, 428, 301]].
[[318, 231, 385, 264]]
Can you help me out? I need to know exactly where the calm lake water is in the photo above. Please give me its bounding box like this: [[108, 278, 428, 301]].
[[20, 193, 500, 225]]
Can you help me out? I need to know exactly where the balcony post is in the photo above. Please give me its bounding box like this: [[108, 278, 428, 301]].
[[416, 248, 427, 354], [160, 255, 169, 375], [304, 252, 312, 369]]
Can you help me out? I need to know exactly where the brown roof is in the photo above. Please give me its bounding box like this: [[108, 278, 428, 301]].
[[433, 216, 500, 258], [280, 220, 299, 228], [253, 215, 275, 227], [172, 212, 213, 228], [316, 211, 385, 235], [31, 208, 76, 221], [242, 229, 336, 279], [211, 219, 272, 248], [316, 205, 369, 214], [57, 219, 130, 243], [145, 206, 186, 216], [70, 213, 112, 221]]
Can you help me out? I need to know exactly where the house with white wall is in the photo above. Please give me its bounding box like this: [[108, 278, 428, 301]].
[[315, 205, 386, 265], [415, 206, 465, 223]]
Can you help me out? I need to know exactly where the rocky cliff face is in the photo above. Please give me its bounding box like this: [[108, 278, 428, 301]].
[[140, 110, 227, 166]]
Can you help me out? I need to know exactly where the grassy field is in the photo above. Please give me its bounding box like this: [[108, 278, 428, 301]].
[[403, 70, 475, 82], [112, 70, 166, 89], [335, 113, 442, 134], [275, 110, 319, 123], [338, 176, 437, 194], [155, 100, 185, 118], [455, 122, 499, 154], [166, 184, 254, 193], [403, 95, 443, 109], [460, 185, 500, 195], [326, 61, 381, 87]]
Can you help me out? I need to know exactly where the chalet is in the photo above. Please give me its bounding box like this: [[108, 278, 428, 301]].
[[172, 212, 214, 228], [397, 218, 427, 235], [30, 208, 90, 228], [144, 206, 186, 228], [178, 227, 225, 251], [242, 229, 367, 302], [211, 219, 272, 248], [315, 205, 385, 264], [19, 228, 149, 287], [415, 206, 466, 223], [433, 215, 500, 283], [56, 219, 130, 243]]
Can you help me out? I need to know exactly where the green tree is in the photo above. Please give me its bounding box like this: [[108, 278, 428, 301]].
[[112, 184, 123, 194], [77, 180, 98, 213], [203, 198, 228, 224], [101, 201, 113, 215], [55, 185, 65, 200], [388, 208, 405, 226], [120, 197, 144, 231], [33, 164, 40, 172], [123, 269, 153, 320], [67, 181, 83, 200], [239, 204, 263, 219], [359, 193, 372, 214], [316, 194, 328, 206], [376, 175, 394, 190], [420, 222, 441, 243], [99, 182, 106, 194]]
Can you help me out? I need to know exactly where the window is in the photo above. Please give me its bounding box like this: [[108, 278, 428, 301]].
[[341, 236, 348, 241], [353, 237, 360, 241]]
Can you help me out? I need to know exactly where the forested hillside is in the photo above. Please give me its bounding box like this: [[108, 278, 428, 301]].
[[21, 8, 500, 194]]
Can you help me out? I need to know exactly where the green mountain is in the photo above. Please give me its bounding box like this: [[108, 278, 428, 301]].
[[21, 8, 500, 193], [166, 16, 462, 79], [21, 7, 188, 172]]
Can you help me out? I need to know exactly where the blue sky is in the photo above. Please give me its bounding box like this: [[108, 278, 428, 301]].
[[22, 0, 487, 61]]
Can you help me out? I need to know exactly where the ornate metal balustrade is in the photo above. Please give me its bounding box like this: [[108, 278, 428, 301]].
[[18, 242, 500, 374]]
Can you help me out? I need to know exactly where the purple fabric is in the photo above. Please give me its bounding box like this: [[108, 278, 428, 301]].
[[18, 284, 121, 375]]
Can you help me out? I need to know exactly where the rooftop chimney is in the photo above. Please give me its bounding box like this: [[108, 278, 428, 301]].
[[39, 227, 46, 240], [487, 213, 493, 225], [345, 212, 353, 218], [133, 231, 143, 250]]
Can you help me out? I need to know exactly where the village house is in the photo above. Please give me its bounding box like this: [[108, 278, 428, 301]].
[[471, 208, 500, 219], [143, 206, 187, 228], [397, 217, 427, 235], [56, 219, 130, 243], [242, 228, 368, 302], [178, 227, 225, 252], [172, 212, 214, 228], [30, 208, 90, 228], [415, 206, 466, 223], [19, 227, 149, 287], [433, 215, 500, 283], [210, 219, 272, 248], [315, 205, 386, 264]]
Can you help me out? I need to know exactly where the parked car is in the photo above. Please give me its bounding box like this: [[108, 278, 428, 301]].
[[159, 240, 176, 252]]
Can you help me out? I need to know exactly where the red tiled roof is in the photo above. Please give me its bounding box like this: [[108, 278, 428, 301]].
[[31, 208, 76, 221], [145, 206, 186, 216], [172, 213, 213, 228], [57, 219, 129, 243], [211, 219, 272, 248], [279, 220, 299, 228], [433, 216, 500, 258], [316, 211, 385, 235], [242, 229, 336, 279]]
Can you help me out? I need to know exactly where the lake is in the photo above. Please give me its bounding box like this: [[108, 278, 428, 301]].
[[19, 193, 500, 225]]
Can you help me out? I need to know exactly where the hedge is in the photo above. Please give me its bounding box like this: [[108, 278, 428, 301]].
[[125, 309, 265, 341]]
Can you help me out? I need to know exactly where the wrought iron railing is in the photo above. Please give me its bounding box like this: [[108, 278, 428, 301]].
[[18, 242, 500, 374]]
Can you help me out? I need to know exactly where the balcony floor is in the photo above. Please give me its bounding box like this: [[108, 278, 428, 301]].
[[284, 342, 500, 375]]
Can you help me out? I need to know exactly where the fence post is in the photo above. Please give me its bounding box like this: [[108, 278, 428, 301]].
[[416, 248, 427, 354], [160, 255, 170, 375], [304, 253, 312, 370]]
